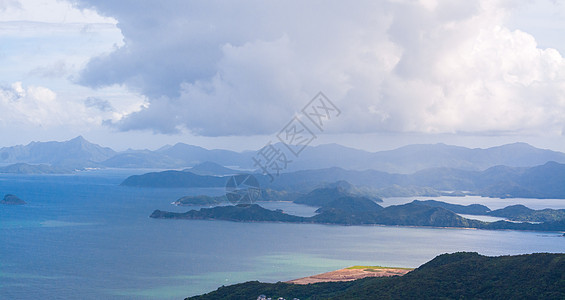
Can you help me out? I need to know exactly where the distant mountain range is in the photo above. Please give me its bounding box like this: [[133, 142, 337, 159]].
[[0, 136, 115, 168], [1, 136, 565, 173], [123, 161, 565, 199], [289, 142, 565, 173], [267, 161, 565, 198]]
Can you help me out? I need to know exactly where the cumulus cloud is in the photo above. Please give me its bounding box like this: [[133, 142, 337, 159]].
[[72, 0, 565, 137], [0, 82, 144, 129], [0, 0, 113, 23], [0, 82, 73, 127], [0, 0, 21, 11], [84, 96, 113, 112], [28, 60, 71, 78]]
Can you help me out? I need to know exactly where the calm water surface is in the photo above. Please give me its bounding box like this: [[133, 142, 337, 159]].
[[1, 171, 564, 299]]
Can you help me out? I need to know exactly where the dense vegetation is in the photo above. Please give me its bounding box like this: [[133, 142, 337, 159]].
[[152, 196, 565, 231], [488, 204, 565, 222], [151, 204, 305, 222], [187, 252, 565, 300], [294, 182, 383, 207], [411, 199, 490, 214], [152, 200, 479, 227]]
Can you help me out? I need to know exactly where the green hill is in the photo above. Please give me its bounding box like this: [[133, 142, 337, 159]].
[[187, 252, 565, 300], [151, 204, 305, 223], [121, 170, 226, 188], [411, 199, 490, 215], [294, 182, 383, 207], [488, 204, 565, 222]]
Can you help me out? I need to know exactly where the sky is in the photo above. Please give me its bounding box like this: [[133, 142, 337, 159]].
[[1, 0, 565, 152]]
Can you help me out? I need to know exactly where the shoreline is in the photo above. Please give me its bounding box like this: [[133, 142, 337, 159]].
[[286, 266, 413, 285]]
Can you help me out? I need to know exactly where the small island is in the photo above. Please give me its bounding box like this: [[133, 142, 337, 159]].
[[1, 194, 26, 205], [173, 195, 227, 206]]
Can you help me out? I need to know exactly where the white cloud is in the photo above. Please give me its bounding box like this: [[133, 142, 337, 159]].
[[0, 82, 69, 126], [0, 0, 143, 135], [371, 3, 565, 136], [0, 0, 123, 82], [0, 82, 146, 130], [66, 0, 565, 138], [0, 0, 114, 24], [0, 0, 21, 11]]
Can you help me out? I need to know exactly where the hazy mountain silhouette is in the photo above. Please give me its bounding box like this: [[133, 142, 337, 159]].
[[0, 136, 115, 167], [294, 142, 565, 173], [184, 161, 240, 176], [1, 137, 564, 173], [101, 150, 185, 169], [0, 163, 72, 174], [124, 161, 565, 199], [157, 143, 252, 167]]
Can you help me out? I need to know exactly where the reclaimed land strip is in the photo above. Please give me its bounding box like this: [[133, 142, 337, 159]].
[[286, 266, 413, 284]]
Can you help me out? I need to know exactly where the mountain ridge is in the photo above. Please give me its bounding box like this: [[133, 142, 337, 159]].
[[123, 161, 565, 199], [1, 137, 564, 173]]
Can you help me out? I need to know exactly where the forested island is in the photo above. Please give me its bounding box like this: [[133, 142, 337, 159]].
[[152, 196, 565, 232]]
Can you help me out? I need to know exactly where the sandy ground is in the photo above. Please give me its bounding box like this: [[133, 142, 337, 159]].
[[286, 267, 412, 284]]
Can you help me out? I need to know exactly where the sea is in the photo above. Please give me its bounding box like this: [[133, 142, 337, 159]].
[[1, 170, 564, 299]]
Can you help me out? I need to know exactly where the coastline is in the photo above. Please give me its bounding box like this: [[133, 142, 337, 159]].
[[286, 266, 413, 284]]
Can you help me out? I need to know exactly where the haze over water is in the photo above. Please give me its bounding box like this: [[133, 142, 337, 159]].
[[1, 171, 564, 299]]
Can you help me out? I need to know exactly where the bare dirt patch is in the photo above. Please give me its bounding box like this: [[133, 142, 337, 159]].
[[286, 266, 412, 284]]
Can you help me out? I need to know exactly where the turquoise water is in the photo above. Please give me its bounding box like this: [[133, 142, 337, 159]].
[[1, 171, 564, 299]]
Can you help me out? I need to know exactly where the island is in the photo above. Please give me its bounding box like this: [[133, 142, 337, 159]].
[[151, 197, 565, 232], [120, 170, 226, 188], [173, 195, 227, 206], [183, 161, 240, 176], [173, 189, 301, 206], [1, 194, 26, 205], [151, 204, 305, 223], [151, 199, 480, 227], [487, 204, 565, 222]]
